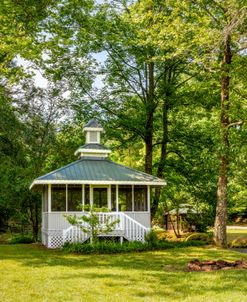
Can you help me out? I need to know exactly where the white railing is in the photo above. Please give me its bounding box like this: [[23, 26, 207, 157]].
[[122, 213, 149, 242], [63, 225, 89, 244], [62, 212, 149, 244]]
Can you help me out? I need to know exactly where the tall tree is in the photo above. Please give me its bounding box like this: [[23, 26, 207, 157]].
[[130, 0, 247, 246]]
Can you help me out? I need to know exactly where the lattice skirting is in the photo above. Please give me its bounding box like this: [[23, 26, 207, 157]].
[[42, 230, 64, 249]]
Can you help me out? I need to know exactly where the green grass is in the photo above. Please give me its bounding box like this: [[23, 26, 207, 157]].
[[227, 228, 247, 243], [0, 244, 247, 302]]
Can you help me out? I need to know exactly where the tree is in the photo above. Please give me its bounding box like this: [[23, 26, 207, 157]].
[[128, 0, 247, 247], [0, 0, 55, 79]]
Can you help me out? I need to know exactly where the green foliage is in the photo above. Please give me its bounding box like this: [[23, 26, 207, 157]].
[[144, 229, 159, 246], [65, 206, 120, 244], [185, 233, 212, 244], [62, 239, 205, 254], [229, 238, 247, 248], [185, 213, 212, 233], [9, 234, 34, 244]]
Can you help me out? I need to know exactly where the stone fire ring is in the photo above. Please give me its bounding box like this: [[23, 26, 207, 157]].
[[187, 259, 247, 272]]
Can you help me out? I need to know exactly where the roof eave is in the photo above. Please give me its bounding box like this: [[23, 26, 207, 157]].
[[74, 148, 111, 156], [30, 179, 167, 190]]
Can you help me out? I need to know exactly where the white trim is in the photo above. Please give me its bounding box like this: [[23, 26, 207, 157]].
[[42, 189, 44, 212], [116, 185, 119, 212], [75, 148, 111, 155], [132, 185, 134, 212], [82, 184, 85, 210], [147, 185, 150, 213], [48, 184, 51, 213], [108, 185, 111, 210], [65, 184, 68, 212], [30, 179, 166, 189], [83, 127, 103, 132], [89, 185, 93, 206]]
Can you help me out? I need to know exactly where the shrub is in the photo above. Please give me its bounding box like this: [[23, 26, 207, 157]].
[[185, 233, 211, 244], [145, 230, 159, 246], [9, 235, 34, 244], [229, 238, 247, 248], [62, 239, 205, 254], [156, 230, 168, 241]]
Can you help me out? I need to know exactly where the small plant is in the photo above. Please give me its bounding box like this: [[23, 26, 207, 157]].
[[9, 235, 34, 244], [65, 205, 120, 244], [145, 229, 159, 246]]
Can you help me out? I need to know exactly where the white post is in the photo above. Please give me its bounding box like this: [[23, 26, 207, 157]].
[[132, 185, 134, 212], [108, 185, 111, 210], [116, 185, 119, 212], [82, 184, 85, 211], [90, 185, 93, 207], [66, 184, 68, 212], [41, 189, 44, 212], [48, 184, 51, 213], [147, 185, 150, 212]]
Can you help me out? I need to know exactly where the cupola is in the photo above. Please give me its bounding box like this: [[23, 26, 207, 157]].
[[84, 118, 103, 144], [75, 118, 111, 158]]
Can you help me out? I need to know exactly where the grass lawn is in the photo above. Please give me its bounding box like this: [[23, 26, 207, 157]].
[[227, 228, 247, 243], [0, 244, 246, 302]]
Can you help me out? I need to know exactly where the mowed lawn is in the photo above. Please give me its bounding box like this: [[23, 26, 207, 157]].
[[227, 227, 247, 243], [0, 244, 246, 302]]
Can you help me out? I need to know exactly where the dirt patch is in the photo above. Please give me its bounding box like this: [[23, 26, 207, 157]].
[[187, 259, 247, 272]]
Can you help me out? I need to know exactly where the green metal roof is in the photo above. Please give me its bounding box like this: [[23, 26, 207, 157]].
[[84, 118, 102, 128], [31, 157, 166, 188], [79, 143, 109, 150]]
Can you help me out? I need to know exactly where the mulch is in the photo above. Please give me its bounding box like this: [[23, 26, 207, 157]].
[[187, 259, 247, 272]]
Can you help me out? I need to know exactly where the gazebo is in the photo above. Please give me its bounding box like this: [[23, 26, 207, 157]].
[[30, 119, 166, 248]]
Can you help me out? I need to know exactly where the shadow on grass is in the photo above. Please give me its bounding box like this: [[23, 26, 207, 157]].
[[0, 243, 246, 271], [0, 244, 247, 301]]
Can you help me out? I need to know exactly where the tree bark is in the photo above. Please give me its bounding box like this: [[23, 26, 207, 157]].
[[144, 62, 155, 175], [151, 96, 168, 219], [214, 31, 232, 248]]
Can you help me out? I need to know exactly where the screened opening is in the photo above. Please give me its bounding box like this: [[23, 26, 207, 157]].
[[84, 185, 90, 206], [119, 186, 132, 211], [51, 185, 66, 211], [93, 187, 107, 208], [68, 185, 82, 211], [111, 185, 116, 211], [89, 131, 98, 143], [134, 186, 147, 211], [43, 186, 48, 212]]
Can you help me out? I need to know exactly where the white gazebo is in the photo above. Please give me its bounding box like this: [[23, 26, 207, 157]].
[[30, 119, 166, 248]]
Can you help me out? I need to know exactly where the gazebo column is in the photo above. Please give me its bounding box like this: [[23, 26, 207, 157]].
[[147, 185, 150, 213], [82, 184, 85, 211], [107, 185, 111, 210], [89, 185, 93, 206], [48, 184, 51, 213], [116, 185, 119, 212], [132, 185, 134, 212], [65, 185, 68, 212]]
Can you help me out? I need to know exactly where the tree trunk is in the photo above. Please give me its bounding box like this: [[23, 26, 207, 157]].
[[144, 62, 155, 175], [214, 31, 232, 248], [151, 97, 168, 219]]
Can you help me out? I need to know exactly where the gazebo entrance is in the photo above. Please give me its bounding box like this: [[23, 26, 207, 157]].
[[93, 187, 108, 208]]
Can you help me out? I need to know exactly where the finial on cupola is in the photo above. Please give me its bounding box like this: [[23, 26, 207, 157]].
[[74, 118, 111, 159]]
